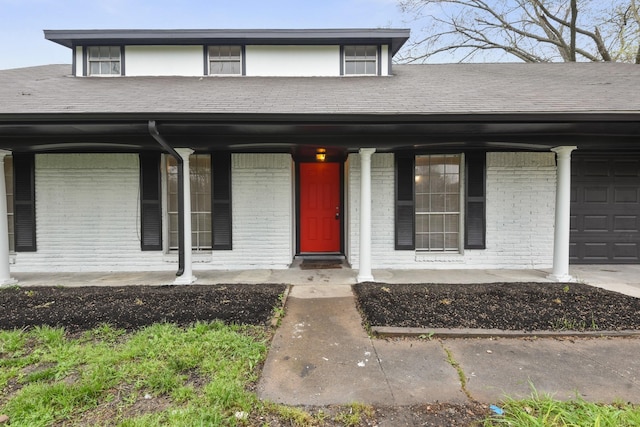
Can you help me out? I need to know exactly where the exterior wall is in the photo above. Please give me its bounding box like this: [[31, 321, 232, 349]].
[[71, 44, 393, 77], [12, 154, 166, 272], [347, 152, 556, 269], [12, 152, 294, 272], [9, 150, 555, 272], [125, 46, 203, 76], [245, 45, 340, 76], [199, 153, 293, 269]]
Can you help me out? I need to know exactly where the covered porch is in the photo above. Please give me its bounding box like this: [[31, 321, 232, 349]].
[[0, 115, 635, 286]]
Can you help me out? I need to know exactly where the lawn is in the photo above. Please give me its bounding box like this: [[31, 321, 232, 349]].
[[1, 322, 276, 426]]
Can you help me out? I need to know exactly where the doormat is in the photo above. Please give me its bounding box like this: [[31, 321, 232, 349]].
[[300, 259, 343, 270]]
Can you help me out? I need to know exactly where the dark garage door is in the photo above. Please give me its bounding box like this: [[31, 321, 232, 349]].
[[570, 153, 640, 264]]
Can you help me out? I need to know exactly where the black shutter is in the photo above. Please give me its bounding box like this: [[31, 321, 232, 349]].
[[13, 153, 36, 252], [212, 153, 232, 250], [139, 153, 162, 250], [395, 155, 415, 250], [465, 152, 486, 249]]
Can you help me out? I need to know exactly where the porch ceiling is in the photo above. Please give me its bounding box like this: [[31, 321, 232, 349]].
[[0, 113, 639, 154]]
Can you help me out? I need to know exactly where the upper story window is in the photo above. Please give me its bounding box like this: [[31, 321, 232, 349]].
[[87, 46, 121, 76], [208, 46, 242, 75], [344, 45, 378, 75]]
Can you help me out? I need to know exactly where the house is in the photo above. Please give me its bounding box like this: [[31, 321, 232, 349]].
[[0, 28, 638, 285]]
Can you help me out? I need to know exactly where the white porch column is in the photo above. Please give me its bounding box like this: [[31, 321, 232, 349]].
[[357, 148, 376, 283], [174, 148, 196, 285], [0, 151, 16, 286], [548, 146, 577, 282]]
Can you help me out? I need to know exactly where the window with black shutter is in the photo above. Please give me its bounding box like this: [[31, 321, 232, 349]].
[[13, 153, 36, 252], [395, 152, 486, 252], [139, 153, 162, 250]]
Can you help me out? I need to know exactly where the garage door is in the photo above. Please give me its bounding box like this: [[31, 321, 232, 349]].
[[570, 153, 640, 264]]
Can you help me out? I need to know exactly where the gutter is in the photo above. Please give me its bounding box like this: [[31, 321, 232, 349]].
[[148, 120, 184, 277]]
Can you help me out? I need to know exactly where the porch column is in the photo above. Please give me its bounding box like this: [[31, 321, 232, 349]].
[[357, 148, 376, 283], [174, 148, 197, 285], [0, 151, 16, 286], [548, 146, 577, 282]]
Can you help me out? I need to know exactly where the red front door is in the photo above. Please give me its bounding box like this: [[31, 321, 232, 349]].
[[299, 162, 341, 253]]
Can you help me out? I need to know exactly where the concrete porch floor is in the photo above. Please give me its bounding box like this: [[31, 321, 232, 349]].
[[8, 264, 640, 298]]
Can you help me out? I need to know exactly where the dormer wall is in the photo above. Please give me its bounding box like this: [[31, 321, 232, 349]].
[[73, 43, 393, 77], [51, 29, 409, 78]]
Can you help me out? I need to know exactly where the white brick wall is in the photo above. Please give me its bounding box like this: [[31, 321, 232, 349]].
[[196, 153, 293, 269], [13, 154, 166, 272], [13, 152, 295, 272], [348, 152, 556, 269], [13, 150, 554, 273]]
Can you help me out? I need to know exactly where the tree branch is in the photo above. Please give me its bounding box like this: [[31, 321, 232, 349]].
[[532, 0, 612, 60], [570, 0, 578, 61], [398, 0, 635, 63]]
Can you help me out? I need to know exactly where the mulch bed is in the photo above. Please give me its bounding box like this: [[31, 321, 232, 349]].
[[354, 282, 640, 331], [0, 284, 286, 332]]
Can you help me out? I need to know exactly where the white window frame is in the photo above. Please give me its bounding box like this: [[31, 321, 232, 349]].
[[343, 45, 378, 75], [414, 154, 462, 252], [87, 46, 122, 76], [208, 45, 242, 75]]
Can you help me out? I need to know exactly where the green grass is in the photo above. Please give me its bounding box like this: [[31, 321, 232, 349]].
[[8, 322, 638, 426], [334, 402, 375, 426], [0, 321, 271, 426], [484, 389, 640, 426], [1, 321, 379, 426]]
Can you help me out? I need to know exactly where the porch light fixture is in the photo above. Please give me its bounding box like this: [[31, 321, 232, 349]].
[[316, 148, 326, 162]]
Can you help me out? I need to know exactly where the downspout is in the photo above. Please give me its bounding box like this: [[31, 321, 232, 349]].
[[148, 120, 184, 276]]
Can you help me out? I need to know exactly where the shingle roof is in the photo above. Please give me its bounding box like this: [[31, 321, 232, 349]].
[[1, 62, 639, 117]]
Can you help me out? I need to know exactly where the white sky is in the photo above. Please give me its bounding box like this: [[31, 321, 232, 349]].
[[0, 0, 412, 70]]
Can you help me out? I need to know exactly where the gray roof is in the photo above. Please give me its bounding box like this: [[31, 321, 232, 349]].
[[44, 28, 411, 55], [1, 62, 639, 153], [1, 62, 638, 117]]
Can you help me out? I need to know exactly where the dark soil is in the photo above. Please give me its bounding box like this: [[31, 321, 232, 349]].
[[354, 282, 640, 331], [0, 284, 286, 332]]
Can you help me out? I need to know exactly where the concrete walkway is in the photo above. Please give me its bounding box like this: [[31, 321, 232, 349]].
[[257, 283, 640, 406], [11, 264, 640, 298]]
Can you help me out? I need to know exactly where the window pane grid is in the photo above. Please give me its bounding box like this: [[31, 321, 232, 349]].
[[209, 46, 242, 75], [167, 155, 212, 251], [415, 154, 461, 252], [344, 45, 377, 75], [88, 46, 121, 76]]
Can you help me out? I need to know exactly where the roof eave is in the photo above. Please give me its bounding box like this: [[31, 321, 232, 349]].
[[43, 28, 411, 55]]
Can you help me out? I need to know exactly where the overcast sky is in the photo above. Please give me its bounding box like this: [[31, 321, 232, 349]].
[[0, 0, 411, 70]]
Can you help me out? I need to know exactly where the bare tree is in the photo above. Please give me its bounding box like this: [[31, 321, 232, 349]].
[[397, 0, 640, 63]]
